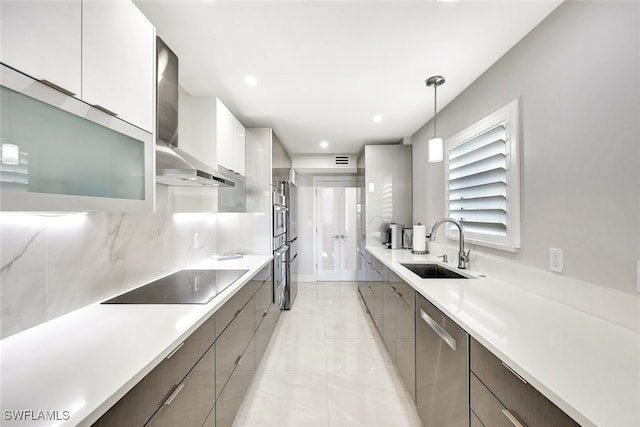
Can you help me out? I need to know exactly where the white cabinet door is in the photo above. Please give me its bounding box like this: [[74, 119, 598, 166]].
[[216, 98, 235, 171], [233, 117, 246, 176], [0, 0, 82, 97], [82, 0, 154, 132]]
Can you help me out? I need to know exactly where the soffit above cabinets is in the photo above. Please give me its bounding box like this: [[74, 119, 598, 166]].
[[135, 1, 561, 155]]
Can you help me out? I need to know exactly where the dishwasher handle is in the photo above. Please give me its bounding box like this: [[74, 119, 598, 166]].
[[419, 308, 457, 352]]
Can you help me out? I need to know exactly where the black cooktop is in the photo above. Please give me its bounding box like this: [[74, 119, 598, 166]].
[[102, 269, 248, 305]]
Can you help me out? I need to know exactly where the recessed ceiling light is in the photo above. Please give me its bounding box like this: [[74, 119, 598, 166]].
[[373, 115, 382, 123], [320, 140, 329, 149], [244, 75, 258, 86]]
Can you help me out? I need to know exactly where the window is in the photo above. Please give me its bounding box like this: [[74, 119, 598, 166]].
[[445, 99, 521, 251]]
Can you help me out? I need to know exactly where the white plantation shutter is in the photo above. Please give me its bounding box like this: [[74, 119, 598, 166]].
[[445, 99, 521, 250]]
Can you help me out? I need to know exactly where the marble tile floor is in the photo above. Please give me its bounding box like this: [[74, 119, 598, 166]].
[[233, 281, 423, 427]]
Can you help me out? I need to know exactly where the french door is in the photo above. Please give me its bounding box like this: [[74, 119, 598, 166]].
[[316, 182, 358, 281]]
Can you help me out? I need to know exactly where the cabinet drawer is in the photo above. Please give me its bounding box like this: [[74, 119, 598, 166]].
[[471, 374, 513, 427], [255, 302, 276, 364], [93, 316, 215, 427], [145, 345, 216, 427], [215, 281, 254, 339], [215, 300, 254, 399], [470, 409, 484, 427], [470, 338, 579, 427], [388, 276, 415, 310], [254, 279, 272, 331], [395, 295, 415, 402], [216, 369, 254, 427]]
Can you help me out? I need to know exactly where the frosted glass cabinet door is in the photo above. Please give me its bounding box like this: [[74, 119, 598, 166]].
[[0, 66, 153, 212], [0, 0, 82, 97], [82, 0, 154, 132]]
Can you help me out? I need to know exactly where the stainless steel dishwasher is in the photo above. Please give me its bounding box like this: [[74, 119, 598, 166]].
[[416, 293, 469, 427]]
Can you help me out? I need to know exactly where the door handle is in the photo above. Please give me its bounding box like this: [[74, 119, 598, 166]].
[[163, 384, 185, 406], [39, 79, 76, 96], [92, 104, 118, 117], [419, 308, 457, 351], [501, 409, 527, 427], [165, 342, 185, 360]]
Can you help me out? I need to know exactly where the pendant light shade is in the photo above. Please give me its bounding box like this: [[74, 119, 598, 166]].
[[426, 75, 445, 163], [428, 137, 443, 163]]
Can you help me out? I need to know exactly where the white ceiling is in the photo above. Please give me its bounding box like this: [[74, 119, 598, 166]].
[[136, 0, 561, 155]]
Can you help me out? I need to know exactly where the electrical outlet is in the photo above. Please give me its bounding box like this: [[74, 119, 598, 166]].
[[550, 248, 563, 273], [193, 233, 200, 249]]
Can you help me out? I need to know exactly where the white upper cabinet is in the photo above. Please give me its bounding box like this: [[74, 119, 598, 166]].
[[216, 99, 234, 171], [0, 0, 82, 97], [216, 98, 246, 176], [233, 117, 246, 176], [82, 0, 154, 132], [0, 0, 154, 133]]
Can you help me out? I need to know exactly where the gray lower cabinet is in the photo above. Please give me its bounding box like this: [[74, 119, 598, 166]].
[[470, 337, 579, 427], [215, 361, 254, 427], [94, 262, 278, 427], [215, 294, 254, 400], [416, 293, 469, 427], [361, 256, 581, 427], [389, 272, 415, 402], [93, 315, 215, 427], [145, 345, 215, 427], [358, 258, 415, 402], [382, 277, 397, 361]]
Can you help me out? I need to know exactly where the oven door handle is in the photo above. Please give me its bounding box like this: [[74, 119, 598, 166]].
[[274, 245, 289, 258]]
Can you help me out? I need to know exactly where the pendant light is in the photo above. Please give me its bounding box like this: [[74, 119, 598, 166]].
[[426, 75, 445, 163]]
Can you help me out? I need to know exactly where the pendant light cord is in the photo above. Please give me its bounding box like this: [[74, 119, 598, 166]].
[[433, 84, 438, 137]]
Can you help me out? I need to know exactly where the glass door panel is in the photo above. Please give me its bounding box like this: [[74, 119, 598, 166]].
[[316, 183, 358, 281]]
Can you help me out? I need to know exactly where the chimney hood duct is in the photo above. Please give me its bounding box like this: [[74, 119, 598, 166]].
[[155, 37, 234, 187]]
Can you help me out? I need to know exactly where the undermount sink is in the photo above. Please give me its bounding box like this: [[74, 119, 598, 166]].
[[401, 263, 470, 279]]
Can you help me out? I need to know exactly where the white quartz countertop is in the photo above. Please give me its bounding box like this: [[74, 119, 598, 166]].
[[366, 246, 640, 427], [0, 255, 272, 427]]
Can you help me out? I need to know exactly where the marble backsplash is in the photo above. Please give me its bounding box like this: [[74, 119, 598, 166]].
[[0, 185, 218, 339]]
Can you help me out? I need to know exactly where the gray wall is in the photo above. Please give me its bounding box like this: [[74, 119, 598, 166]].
[[413, 1, 640, 294]]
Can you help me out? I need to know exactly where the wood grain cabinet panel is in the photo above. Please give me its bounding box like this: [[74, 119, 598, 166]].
[[470, 338, 579, 427], [215, 299, 254, 400], [394, 294, 415, 402], [471, 374, 514, 427], [254, 277, 272, 331], [145, 345, 216, 427], [382, 282, 397, 361], [215, 369, 254, 427], [470, 408, 485, 427], [93, 316, 215, 427], [215, 281, 255, 339]]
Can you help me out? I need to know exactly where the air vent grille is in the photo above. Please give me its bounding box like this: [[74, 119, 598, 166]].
[[334, 155, 350, 166]]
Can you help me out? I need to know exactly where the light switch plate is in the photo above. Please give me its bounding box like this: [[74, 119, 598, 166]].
[[550, 248, 563, 273], [193, 233, 200, 249]]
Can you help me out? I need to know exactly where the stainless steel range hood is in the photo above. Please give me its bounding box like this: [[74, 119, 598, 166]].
[[155, 37, 234, 187]]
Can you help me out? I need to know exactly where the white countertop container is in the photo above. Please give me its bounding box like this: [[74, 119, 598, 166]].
[[0, 255, 272, 427], [365, 246, 640, 427]]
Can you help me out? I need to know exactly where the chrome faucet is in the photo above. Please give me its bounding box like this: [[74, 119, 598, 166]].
[[428, 218, 470, 269]]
